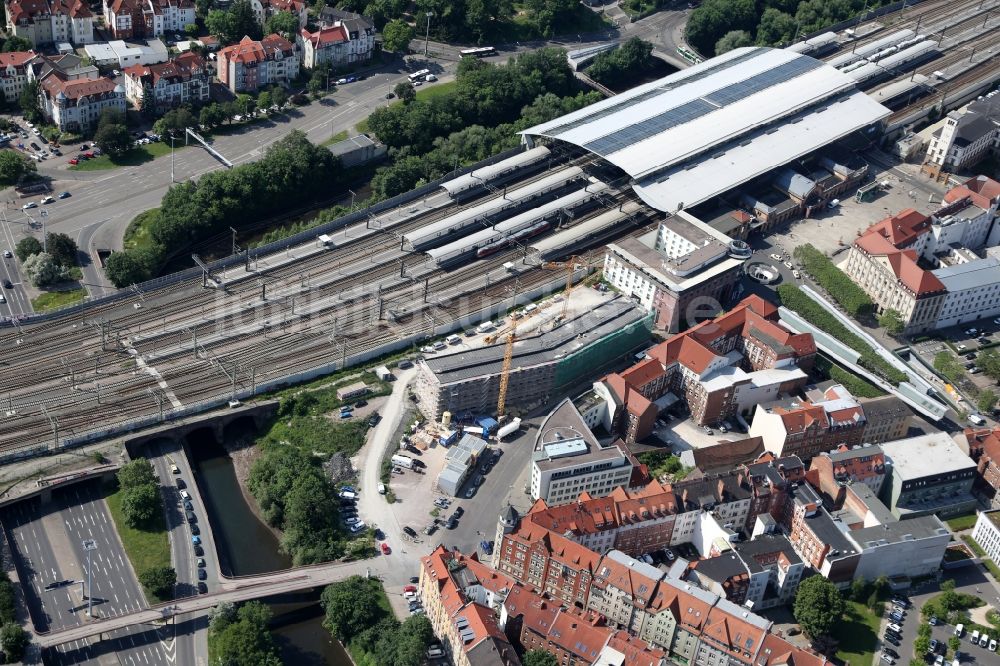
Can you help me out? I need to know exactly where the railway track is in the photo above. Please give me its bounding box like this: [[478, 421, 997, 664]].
[[0, 164, 630, 452]]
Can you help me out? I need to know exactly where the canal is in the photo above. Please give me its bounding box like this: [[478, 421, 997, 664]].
[[186, 427, 353, 665]]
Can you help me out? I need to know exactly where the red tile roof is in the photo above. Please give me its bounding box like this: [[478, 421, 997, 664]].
[[300, 24, 349, 48], [621, 357, 665, 389], [219, 33, 294, 65], [41, 75, 118, 101], [0, 51, 35, 69], [944, 176, 1000, 210], [853, 231, 945, 296], [701, 605, 768, 661], [756, 633, 829, 666], [864, 208, 932, 249]]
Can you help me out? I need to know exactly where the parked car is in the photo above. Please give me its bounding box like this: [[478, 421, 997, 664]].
[[197, 558, 206, 568], [403, 526, 417, 538], [192, 535, 202, 545], [380, 542, 391, 555], [21, 201, 37, 209]]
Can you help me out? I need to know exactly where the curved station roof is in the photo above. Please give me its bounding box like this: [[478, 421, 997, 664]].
[[521, 46, 891, 213]]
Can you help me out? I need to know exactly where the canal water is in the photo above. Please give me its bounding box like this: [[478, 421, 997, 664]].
[[185, 427, 353, 665]]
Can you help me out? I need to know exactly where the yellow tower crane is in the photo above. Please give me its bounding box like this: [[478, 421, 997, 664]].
[[496, 331, 515, 421], [542, 255, 582, 321]]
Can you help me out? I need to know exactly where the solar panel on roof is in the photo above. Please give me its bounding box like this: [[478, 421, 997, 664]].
[[542, 47, 767, 138], [582, 55, 824, 156]]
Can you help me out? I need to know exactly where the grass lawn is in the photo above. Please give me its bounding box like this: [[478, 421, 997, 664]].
[[355, 118, 369, 134], [415, 80, 458, 102], [946, 512, 979, 531], [105, 485, 171, 603], [31, 288, 86, 312], [321, 130, 349, 147], [833, 601, 880, 666], [69, 142, 174, 171], [123, 208, 161, 252]]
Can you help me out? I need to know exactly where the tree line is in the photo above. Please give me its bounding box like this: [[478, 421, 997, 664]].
[[116, 459, 177, 601], [105, 130, 338, 287], [686, 0, 894, 57], [365, 47, 600, 200], [321, 576, 433, 666], [586, 38, 658, 88], [208, 601, 282, 665]]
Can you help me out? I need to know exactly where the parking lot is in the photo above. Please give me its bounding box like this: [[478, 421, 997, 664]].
[[910, 319, 1000, 415]]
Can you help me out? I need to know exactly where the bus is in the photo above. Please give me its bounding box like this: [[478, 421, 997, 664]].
[[408, 69, 431, 82], [460, 46, 496, 57]]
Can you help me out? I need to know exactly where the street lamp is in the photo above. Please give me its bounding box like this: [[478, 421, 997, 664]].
[[348, 189, 356, 211], [424, 12, 434, 57], [170, 135, 175, 183], [82, 538, 97, 617]]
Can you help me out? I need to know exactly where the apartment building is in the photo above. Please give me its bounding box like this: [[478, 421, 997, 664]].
[[749, 384, 867, 462], [690, 534, 803, 611], [808, 443, 887, 507], [879, 432, 977, 518], [298, 19, 375, 69], [251, 0, 307, 28], [216, 33, 298, 93], [530, 398, 638, 504], [859, 395, 911, 444], [6, 0, 94, 47], [924, 94, 1000, 172], [419, 546, 521, 666], [602, 212, 750, 333], [36, 58, 125, 132], [0, 51, 35, 103], [600, 295, 814, 441], [971, 510, 1000, 564], [103, 0, 195, 39], [122, 51, 209, 113], [964, 427, 1000, 507]]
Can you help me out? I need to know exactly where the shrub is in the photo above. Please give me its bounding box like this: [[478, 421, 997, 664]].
[[793, 244, 874, 318]]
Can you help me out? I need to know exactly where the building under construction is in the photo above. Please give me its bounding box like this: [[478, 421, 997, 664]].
[[413, 295, 652, 421]]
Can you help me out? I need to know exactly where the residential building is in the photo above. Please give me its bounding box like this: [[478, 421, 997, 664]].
[[33, 54, 125, 132], [932, 257, 1000, 329], [250, 0, 307, 29], [298, 20, 375, 69], [690, 534, 803, 611], [216, 33, 299, 93], [419, 546, 522, 666], [843, 209, 946, 334], [808, 443, 887, 508], [924, 94, 1000, 172], [602, 212, 750, 333], [121, 51, 208, 112], [601, 295, 814, 441], [879, 432, 978, 518], [749, 384, 867, 462], [971, 510, 1000, 564], [414, 296, 651, 421], [929, 177, 1000, 255], [530, 398, 637, 504], [859, 395, 911, 444], [0, 51, 35, 103], [587, 550, 665, 633], [962, 427, 1000, 507], [102, 0, 195, 40], [6, 0, 95, 47], [777, 476, 949, 586]]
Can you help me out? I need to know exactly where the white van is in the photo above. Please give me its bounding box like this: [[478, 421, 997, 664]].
[[476, 321, 496, 334], [524, 303, 538, 314], [971, 629, 980, 644], [827, 198, 840, 209], [955, 623, 964, 637], [446, 334, 461, 345], [970, 414, 987, 426]]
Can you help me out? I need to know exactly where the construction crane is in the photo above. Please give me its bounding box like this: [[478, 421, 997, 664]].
[[496, 331, 516, 421], [542, 255, 582, 321]]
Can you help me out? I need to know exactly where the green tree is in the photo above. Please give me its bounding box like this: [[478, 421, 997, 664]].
[[793, 576, 844, 639], [18, 79, 41, 122], [948, 636, 960, 653], [236, 93, 256, 116], [914, 634, 931, 656], [0, 150, 34, 184], [715, 29, 753, 54], [381, 18, 414, 53], [0, 573, 17, 625], [210, 600, 281, 666], [257, 90, 272, 113], [138, 566, 176, 598], [978, 348, 1000, 381], [523, 651, 559, 666], [271, 86, 288, 110], [140, 86, 157, 118], [208, 601, 238, 632], [229, 0, 261, 40], [586, 38, 656, 87], [22, 252, 61, 286], [321, 576, 387, 642], [94, 111, 131, 158], [153, 108, 197, 137], [105, 249, 152, 287], [934, 351, 964, 383], [118, 458, 158, 489], [265, 10, 299, 37], [185, 22, 200, 38], [394, 81, 416, 103], [849, 577, 866, 602], [878, 308, 905, 335], [120, 482, 160, 528], [755, 7, 797, 45], [307, 75, 324, 97], [44, 232, 78, 269], [14, 236, 42, 262], [978, 389, 998, 414], [0, 622, 29, 663], [1, 35, 32, 52], [205, 9, 232, 40]]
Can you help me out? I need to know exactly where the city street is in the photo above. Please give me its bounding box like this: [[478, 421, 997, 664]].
[[0, 480, 175, 665]]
